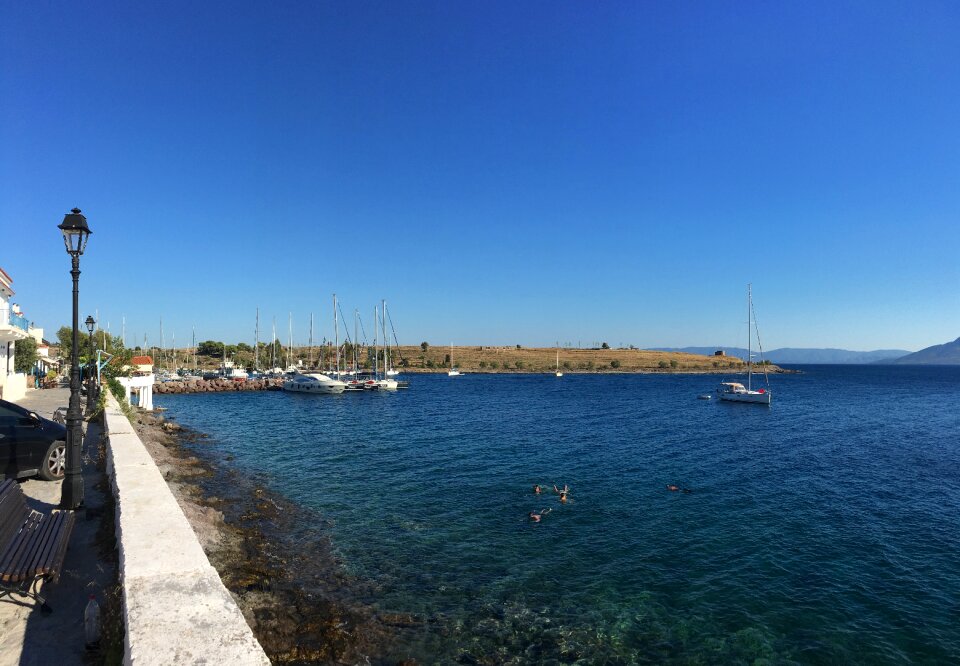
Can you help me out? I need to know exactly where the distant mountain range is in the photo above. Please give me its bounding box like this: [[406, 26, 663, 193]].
[[888, 337, 960, 365], [651, 346, 911, 364]]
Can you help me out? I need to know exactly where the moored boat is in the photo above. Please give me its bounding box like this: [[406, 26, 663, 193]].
[[717, 284, 771, 406], [282, 372, 346, 394]]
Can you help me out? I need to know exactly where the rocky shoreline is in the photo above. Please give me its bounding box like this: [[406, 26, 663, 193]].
[[128, 410, 419, 664], [153, 378, 284, 394]]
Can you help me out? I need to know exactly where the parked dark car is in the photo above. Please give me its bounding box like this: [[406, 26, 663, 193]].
[[0, 398, 67, 481]]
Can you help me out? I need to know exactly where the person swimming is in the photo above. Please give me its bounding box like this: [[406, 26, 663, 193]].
[[533, 484, 542, 495], [529, 508, 552, 522], [554, 484, 569, 503], [666, 484, 692, 493]]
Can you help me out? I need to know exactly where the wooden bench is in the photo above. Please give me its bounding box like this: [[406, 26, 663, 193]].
[[0, 479, 75, 612]]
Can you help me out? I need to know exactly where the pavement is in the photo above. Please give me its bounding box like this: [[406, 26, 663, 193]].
[[0, 387, 117, 666]]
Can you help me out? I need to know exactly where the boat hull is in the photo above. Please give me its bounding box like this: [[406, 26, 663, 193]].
[[283, 377, 346, 394], [718, 391, 771, 405]]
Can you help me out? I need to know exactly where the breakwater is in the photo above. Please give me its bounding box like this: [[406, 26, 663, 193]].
[[153, 378, 283, 394]]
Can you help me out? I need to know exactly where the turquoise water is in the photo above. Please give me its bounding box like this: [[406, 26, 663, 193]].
[[156, 367, 960, 663]]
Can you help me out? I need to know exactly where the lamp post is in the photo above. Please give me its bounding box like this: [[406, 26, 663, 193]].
[[85, 315, 96, 413], [58, 208, 92, 510]]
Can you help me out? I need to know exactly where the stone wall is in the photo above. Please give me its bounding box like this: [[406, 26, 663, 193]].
[[103, 394, 269, 665]]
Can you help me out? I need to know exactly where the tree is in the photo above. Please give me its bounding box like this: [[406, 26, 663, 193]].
[[56, 325, 74, 361], [236, 342, 252, 352], [198, 340, 224, 356], [444, 353, 451, 364], [14, 337, 38, 374], [420, 341, 429, 352], [601, 342, 610, 349], [658, 360, 668, 369], [610, 359, 621, 369]]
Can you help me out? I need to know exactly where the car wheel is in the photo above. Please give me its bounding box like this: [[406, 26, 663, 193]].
[[38, 440, 66, 481]]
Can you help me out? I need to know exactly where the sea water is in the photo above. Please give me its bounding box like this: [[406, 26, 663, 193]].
[[156, 366, 960, 663]]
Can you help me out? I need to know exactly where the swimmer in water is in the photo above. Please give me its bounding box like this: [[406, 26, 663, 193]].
[[533, 484, 542, 495], [666, 484, 692, 493], [554, 484, 569, 503], [529, 508, 552, 522]]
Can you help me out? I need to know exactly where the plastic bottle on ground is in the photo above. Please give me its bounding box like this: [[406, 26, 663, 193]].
[[84, 594, 101, 650]]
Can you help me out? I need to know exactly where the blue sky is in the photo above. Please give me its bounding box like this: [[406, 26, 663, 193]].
[[2, 1, 958, 352]]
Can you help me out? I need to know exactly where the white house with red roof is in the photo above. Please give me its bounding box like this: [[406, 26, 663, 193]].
[[118, 355, 155, 409]]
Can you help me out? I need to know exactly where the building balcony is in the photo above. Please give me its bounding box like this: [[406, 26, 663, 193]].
[[0, 309, 31, 342]]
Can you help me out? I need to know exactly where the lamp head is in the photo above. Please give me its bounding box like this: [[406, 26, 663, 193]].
[[58, 208, 92, 256], [85, 315, 96, 334]]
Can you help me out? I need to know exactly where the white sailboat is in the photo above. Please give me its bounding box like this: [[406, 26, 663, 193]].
[[555, 346, 563, 377], [717, 284, 771, 405], [448, 343, 461, 376]]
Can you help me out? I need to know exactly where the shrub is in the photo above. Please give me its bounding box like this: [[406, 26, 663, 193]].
[[563, 361, 571, 369], [420, 342, 429, 352], [601, 342, 610, 349], [610, 359, 621, 369], [479, 361, 487, 368], [426, 359, 435, 368], [490, 361, 499, 369], [586, 361, 595, 370], [670, 359, 679, 369], [658, 360, 669, 369], [515, 361, 524, 369]]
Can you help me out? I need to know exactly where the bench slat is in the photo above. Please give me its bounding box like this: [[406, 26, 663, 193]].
[[3, 514, 44, 582], [43, 512, 75, 580], [16, 514, 58, 581], [36, 512, 68, 575], [0, 484, 30, 548]]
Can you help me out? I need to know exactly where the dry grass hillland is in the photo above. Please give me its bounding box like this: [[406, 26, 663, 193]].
[[392, 345, 762, 373], [165, 345, 781, 374]]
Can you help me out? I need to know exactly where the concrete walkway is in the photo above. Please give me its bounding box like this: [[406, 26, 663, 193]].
[[0, 388, 116, 666]]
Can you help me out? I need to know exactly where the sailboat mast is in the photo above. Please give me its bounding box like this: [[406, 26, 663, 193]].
[[255, 308, 260, 371], [334, 294, 339, 375], [747, 283, 752, 391], [192, 327, 196, 371], [380, 299, 391, 372], [373, 306, 379, 377], [354, 309, 358, 373], [271, 317, 276, 370], [310, 313, 314, 368]]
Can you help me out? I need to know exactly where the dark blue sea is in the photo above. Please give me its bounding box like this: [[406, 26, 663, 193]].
[[155, 366, 960, 664]]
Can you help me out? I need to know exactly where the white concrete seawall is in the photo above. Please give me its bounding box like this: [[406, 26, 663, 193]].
[[103, 394, 270, 665]]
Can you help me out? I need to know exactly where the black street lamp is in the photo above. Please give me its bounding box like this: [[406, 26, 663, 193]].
[[85, 315, 96, 413], [58, 208, 92, 510]]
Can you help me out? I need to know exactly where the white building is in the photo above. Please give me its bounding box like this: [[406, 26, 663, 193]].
[[0, 267, 31, 400]]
